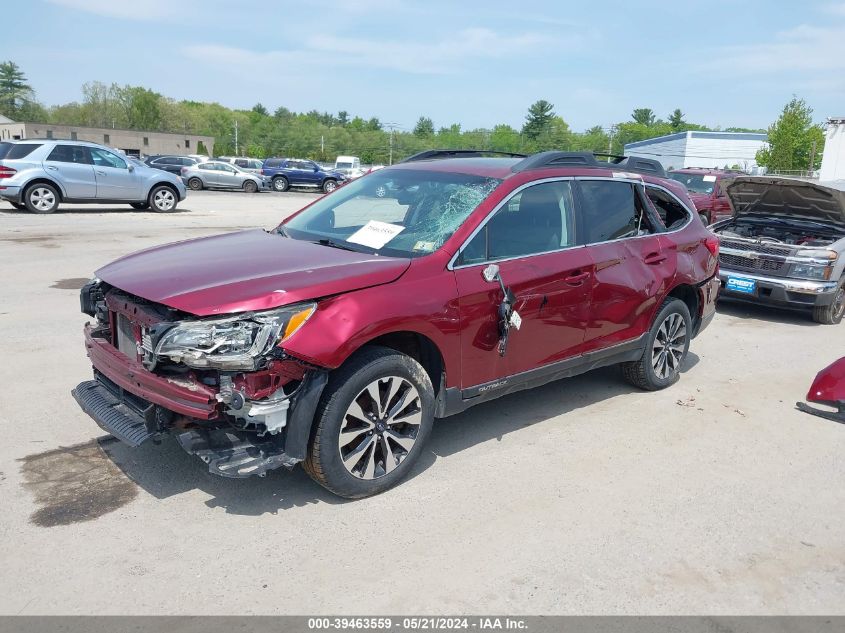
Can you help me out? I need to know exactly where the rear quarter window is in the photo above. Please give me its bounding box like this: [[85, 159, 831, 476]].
[[264, 159, 282, 168], [0, 143, 42, 159]]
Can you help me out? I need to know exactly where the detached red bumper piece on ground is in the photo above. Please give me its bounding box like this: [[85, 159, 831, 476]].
[[796, 357, 845, 424]]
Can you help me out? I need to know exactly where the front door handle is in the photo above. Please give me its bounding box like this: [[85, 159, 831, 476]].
[[95, 170, 106, 176], [46, 165, 58, 171], [644, 252, 667, 265], [564, 270, 590, 285]]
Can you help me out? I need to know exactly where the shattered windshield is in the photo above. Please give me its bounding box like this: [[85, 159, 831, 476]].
[[282, 169, 502, 257]]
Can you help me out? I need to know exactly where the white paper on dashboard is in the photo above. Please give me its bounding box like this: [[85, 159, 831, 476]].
[[702, 175, 717, 182], [346, 220, 405, 249]]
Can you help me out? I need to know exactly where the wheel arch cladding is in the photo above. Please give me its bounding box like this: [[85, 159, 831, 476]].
[[25, 178, 64, 200], [666, 283, 700, 327]]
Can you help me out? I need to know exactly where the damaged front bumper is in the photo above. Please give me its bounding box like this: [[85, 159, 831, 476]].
[[74, 322, 328, 478]]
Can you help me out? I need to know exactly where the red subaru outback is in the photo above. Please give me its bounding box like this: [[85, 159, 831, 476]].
[[73, 151, 719, 498]]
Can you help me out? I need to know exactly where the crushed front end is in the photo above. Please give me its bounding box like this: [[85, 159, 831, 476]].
[[72, 279, 327, 477]]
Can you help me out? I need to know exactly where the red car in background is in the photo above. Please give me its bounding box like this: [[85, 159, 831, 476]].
[[73, 150, 719, 498], [669, 168, 745, 225]]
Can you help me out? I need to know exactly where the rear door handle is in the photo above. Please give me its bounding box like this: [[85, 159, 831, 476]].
[[564, 270, 590, 285], [95, 170, 106, 176], [644, 252, 667, 265], [46, 165, 58, 171]]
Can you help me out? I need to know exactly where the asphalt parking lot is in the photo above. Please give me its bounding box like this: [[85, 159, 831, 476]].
[[1, 190, 844, 615]]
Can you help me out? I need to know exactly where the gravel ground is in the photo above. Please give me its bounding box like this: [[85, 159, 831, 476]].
[[0, 190, 843, 615]]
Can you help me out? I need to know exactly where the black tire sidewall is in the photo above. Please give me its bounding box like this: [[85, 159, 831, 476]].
[[643, 299, 692, 389], [309, 350, 434, 498], [24, 183, 59, 214], [188, 178, 203, 191], [244, 181, 257, 193], [273, 177, 288, 192], [149, 185, 177, 212], [322, 179, 337, 193]]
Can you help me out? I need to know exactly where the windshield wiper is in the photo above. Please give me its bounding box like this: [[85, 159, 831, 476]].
[[275, 225, 289, 237], [315, 238, 359, 252]]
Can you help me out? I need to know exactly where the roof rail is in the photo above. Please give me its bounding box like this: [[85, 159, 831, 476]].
[[400, 149, 527, 163], [511, 151, 666, 177]]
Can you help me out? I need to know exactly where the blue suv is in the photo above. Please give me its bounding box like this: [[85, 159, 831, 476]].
[[261, 158, 346, 193]]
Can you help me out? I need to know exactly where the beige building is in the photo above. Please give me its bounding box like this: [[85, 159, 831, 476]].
[[0, 118, 214, 157]]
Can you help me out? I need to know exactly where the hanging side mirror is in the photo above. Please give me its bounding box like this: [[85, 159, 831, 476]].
[[481, 263, 520, 356]]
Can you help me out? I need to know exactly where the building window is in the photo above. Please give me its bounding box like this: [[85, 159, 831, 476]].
[[143, 137, 149, 146], [46, 130, 53, 139], [104, 134, 110, 144], [185, 139, 191, 148], [71, 131, 77, 140]]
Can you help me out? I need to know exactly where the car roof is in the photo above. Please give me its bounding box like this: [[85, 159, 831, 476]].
[[670, 167, 744, 176]]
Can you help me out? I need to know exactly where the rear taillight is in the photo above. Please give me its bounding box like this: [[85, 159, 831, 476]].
[[705, 235, 719, 256], [180, 167, 187, 175], [260, 169, 265, 175], [0, 165, 17, 179]]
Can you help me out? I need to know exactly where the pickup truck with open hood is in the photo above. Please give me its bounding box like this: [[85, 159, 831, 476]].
[[712, 176, 845, 324]]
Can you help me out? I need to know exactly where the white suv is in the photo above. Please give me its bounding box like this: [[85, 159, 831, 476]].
[[0, 139, 187, 214]]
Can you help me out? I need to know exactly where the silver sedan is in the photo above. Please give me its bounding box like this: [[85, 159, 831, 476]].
[[181, 161, 269, 193]]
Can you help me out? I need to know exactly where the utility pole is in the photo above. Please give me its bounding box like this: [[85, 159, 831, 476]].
[[808, 139, 817, 176], [607, 125, 616, 155], [234, 119, 239, 156], [389, 129, 394, 165]]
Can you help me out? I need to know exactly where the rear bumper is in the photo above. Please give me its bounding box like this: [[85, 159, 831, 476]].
[[694, 274, 720, 337], [83, 323, 219, 419], [0, 186, 23, 203], [718, 268, 838, 308]]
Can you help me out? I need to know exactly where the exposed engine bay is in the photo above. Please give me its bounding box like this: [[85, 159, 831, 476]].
[[717, 220, 844, 247]]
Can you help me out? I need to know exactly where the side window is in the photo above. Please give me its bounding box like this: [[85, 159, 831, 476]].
[[459, 181, 575, 265], [234, 159, 247, 167], [199, 163, 215, 171], [90, 148, 127, 169], [578, 180, 650, 244], [646, 186, 690, 230], [46, 144, 91, 164]]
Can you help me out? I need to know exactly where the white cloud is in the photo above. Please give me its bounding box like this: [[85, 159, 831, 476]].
[[184, 27, 557, 75], [700, 23, 845, 77], [823, 2, 845, 16], [46, 0, 187, 20]]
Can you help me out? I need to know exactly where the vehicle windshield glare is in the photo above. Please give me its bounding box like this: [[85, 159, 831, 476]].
[[282, 169, 502, 257], [669, 172, 715, 195]]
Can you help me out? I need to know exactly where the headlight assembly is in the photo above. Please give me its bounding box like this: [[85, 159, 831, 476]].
[[790, 263, 833, 281], [154, 303, 315, 370]]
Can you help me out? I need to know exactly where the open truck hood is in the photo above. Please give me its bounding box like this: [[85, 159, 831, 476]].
[[723, 176, 845, 228], [96, 229, 411, 316]]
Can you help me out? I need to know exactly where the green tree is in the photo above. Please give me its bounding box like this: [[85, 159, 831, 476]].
[[125, 87, 162, 130], [251, 103, 268, 116], [756, 97, 825, 172], [0, 61, 36, 119], [522, 99, 555, 140], [337, 110, 349, 126], [413, 116, 434, 138], [669, 108, 685, 130], [631, 108, 656, 126]]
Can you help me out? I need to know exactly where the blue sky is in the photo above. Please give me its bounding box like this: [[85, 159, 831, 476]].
[[4, 0, 845, 132]]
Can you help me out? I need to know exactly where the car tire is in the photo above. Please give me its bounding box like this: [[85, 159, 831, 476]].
[[130, 202, 150, 210], [812, 279, 845, 325], [148, 185, 178, 213], [243, 180, 258, 193], [187, 178, 203, 191], [23, 183, 60, 214], [322, 179, 338, 194], [272, 176, 289, 192], [622, 297, 691, 391], [303, 346, 434, 499]]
